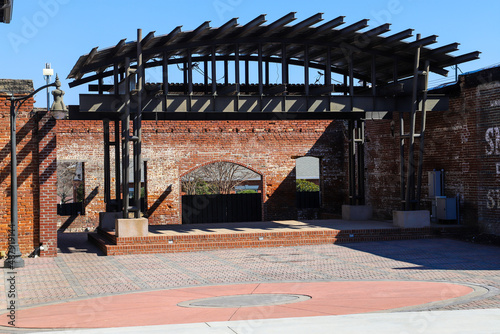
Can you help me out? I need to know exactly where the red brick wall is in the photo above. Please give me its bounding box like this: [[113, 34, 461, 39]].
[[55, 70, 500, 235], [365, 68, 500, 234], [364, 117, 398, 219], [56, 120, 105, 232], [475, 79, 500, 234], [0, 82, 44, 256], [423, 86, 480, 227], [37, 111, 58, 256], [55, 119, 346, 230], [3, 68, 500, 258]]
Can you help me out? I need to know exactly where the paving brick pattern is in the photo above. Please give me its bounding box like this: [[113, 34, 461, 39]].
[[2, 235, 500, 313]]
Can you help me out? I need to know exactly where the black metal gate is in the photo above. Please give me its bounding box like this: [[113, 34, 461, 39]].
[[182, 193, 262, 224], [57, 202, 84, 216], [296, 191, 320, 208]]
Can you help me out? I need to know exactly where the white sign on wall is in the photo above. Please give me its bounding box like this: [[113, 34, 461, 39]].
[[485, 128, 500, 209], [486, 127, 500, 155]]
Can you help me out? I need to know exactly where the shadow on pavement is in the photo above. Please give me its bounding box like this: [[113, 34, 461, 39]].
[[57, 232, 105, 256], [341, 238, 500, 271]]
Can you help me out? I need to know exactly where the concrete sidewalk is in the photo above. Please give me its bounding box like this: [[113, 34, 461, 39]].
[[32, 309, 500, 334], [1, 234, 500, 332]]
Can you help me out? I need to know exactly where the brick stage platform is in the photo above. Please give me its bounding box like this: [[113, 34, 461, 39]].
[[88, 220, 466, 256]]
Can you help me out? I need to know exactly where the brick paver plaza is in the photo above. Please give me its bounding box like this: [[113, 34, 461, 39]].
[[1, 233, 500, 331]]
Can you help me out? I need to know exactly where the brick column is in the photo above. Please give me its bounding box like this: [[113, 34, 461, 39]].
[[38, 112, 58, 256]]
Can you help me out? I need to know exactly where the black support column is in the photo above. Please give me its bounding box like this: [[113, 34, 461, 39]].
[[121, 57, 131, 218]]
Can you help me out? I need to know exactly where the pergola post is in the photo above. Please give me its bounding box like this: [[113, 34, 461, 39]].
[[121, 57, 131, 218], [114, 118, 121, 207], [133, 28, 144, 218], [103, 119, 111, 209], [187, 49, 193, 111], [211, 46, 217, 95], [405, 34, 422, 211], [416, 60, 430, 208], [235, 44, 240, 111], [304, 44, 310, 110], [113, 63, 121, 209]]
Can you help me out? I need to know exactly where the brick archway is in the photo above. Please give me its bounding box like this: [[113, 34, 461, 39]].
[[179, 160, 264, 180], [180, 160, 264, 224]]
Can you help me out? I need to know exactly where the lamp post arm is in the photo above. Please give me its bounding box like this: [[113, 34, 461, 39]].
[[11, 82, 57, 102]]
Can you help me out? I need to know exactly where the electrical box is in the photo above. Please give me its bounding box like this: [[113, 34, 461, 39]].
[[428, 170, 444, 197], [436, 197, 457, 220]]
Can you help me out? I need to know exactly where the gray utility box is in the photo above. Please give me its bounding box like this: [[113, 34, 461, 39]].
[[436, 196, 457, 220], [428, 170, 444, 197]]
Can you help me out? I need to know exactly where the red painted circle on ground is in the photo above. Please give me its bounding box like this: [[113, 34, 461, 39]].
[[1, 281, 473, 329]]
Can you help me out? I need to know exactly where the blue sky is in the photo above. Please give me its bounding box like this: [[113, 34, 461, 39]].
[[1, 0, 499, 107]]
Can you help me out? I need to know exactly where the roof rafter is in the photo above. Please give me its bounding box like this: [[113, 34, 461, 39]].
[[261, 12, 296, 37], [67, 13, 480, 85]]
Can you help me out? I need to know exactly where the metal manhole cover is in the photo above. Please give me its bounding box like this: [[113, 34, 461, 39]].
[[178, 294, 312, 308]]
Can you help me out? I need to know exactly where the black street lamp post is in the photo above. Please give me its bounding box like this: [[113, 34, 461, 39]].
[[4, 76, 66, 269]]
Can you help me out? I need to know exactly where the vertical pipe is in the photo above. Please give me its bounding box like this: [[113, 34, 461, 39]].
[[343, 75, 348, 96], [113, 63, 121, 210], [134, 29, 143, 218], [187, 50, 193, 112], [45, 63, 50, 112], [183, 61, 188, 94], [325, 47, 332, 112], [416, 60, 430, 208], [348, 120, 356, 205], [304, 44, 310, 96], [98, 77, 104, 94], [282, 43, 287, 112], [405, 34, 421, 211], [122, 57, 131, 218], [114, 119, 121, 207], [325, 47, 332, 86], [143, 160, 148, 213], [187, 50, 193, 95], [348, 51, 354, 109], [113, 64, 119, 96], [348, 50, 357, 204], [304, 44, 310, 111], [258, 43, 263, 111], [245, 59, 249, 94], [224, 59, 229, 86], [235, 44, 240, 94], [371, 55, 377, 108], [258, 43, 263, 97], [163, 53, 169, 112], [162, 52, 169, 95], [281, 43, 288, 86], [357, 121, 365, 205], [6, 99, 24, 268], [103, 119, 111, 210], [265, 61, 270, 86], [203, 58, 209, 94], [211, 46, 217, 95], [395, 58, 405, 210], [11, 100, 18, 228], [235, 45, 240, 111]]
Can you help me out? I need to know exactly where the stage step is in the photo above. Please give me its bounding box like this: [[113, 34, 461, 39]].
[[88, 225, 466, 256]]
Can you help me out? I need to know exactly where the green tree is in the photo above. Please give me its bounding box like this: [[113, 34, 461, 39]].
[[296, 179, 320, 192], [237, 189, 257, 194], [75, 183, 84, 202], [182, 162, 259, 195]]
